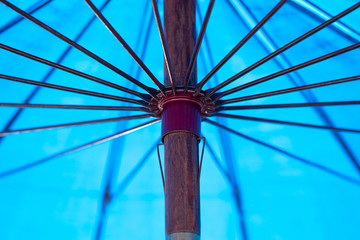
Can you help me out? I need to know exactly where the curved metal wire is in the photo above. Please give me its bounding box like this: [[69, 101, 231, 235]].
[[0, 0, 158, 98], [0, 74, 148, 106], [215, 42, 360, 100], [151, 0, 176, 94], [184, 0, 216, 93], [0, 120, 160, 179], [205, 119, 360, 187], [0, 114, 154, 137], [226, 0, 360, 178], [84, 0, 166, 96], [204, 1, 360, 98], [195, 0, 287, 95]]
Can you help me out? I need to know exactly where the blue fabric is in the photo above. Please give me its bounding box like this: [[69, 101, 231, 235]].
[[0, 0, 359, 239]]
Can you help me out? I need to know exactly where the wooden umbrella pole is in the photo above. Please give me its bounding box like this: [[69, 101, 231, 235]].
[[162, 0, 200, 239]]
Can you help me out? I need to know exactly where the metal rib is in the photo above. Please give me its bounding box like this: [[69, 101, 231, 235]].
[[198, 20, 249, 237], [226, 0, 360, 182], [205, 139, 248, 240], [131, 3, 154, 80], [213, 113, 360, 134], [0, 114, 154, 137], [0, 0, 157, 97], [0, 74, 147, 106], [0, 120, 160, 179], [110, 141, 159, 203], [196, 0, 287, 94], [204, 141, 232, 182], [92, 6, 156, 239], [0, 0, 115, 147], [218, 75, 360, 105], [206, 2, 360, 97], [151, 0, 176, 94], [210, 108, 250, 239], [0, 43, 149, 102], [184, 0, 216, 93], [288, 0, 360, 43], [0, 103, 149, 112], [84, 0, 165, 96], [207, 142, 248, 240], [217, 42, 360, 99], [94, 188, 109, 240], [216, 101, 360, 111], [0, 0, 51, 34], [204, 119, 360, 186]]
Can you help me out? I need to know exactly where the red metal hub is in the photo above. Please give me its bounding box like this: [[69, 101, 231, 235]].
[[149, 89, 214, 141], [161, 94, 202, 141]]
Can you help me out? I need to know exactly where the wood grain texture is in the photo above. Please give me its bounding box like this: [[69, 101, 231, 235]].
[[163, 0, 200, 236], [164, 132, 200, 235], [164, 0, 197, 87]]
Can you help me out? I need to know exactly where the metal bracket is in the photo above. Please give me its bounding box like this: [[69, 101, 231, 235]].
[[157, 143, 165, 190], [156, 136, 206, 190], [198, 137, 206, 180]]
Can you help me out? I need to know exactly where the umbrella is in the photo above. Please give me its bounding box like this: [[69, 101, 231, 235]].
[[0, 0, 360, 239]]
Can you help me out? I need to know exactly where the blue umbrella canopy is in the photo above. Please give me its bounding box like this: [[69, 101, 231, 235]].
[[0, 0, 360, 239]]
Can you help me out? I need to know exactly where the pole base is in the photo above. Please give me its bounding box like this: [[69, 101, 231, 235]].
[[166, 232, 200, 240]]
